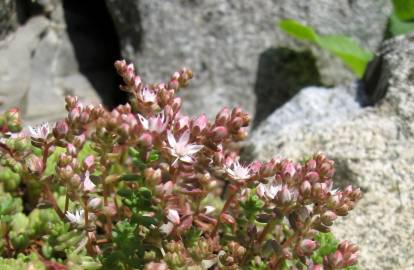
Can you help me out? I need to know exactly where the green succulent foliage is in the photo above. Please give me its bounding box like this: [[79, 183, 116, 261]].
[[183, 227, 203, 248], [247, 259, 268, 270], [102, 187, 161, 269], [42, 221, 83, 258], [392, 0, 414, 21], [66, 253, 102, 270], [278, 19, 373, 78], [240, 194, 264, 222], [101, 221, 147, 269], [0, 191, 23, 219], [0, 166, 21, 191], [0, 253, 45, 270]]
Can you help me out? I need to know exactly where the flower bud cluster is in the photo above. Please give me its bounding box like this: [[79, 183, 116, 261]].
[[0, 60, 362, 269]]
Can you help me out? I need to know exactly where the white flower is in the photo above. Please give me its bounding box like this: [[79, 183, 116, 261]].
[[66, 209, 95, 227], [167, 130, 203, 164], [204, 205, 216, 215], [160, 209, 181, 235], [82, 171, 96, 192], [159, 222, 174, 235], [87, 197, 102, 210], [225, 160, 252, 181], [137, 112, 168, 134], [65, 209, 85, 226], [257, 182, 282, 200], [139, 87, 157, 103], [28, 122, 50, 140], [166, 209, 180, 225]]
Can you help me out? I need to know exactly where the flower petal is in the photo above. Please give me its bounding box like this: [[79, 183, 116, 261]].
[[167, 131, 177, 148]]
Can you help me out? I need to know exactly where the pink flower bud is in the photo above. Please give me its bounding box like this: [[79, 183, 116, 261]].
[[171, 97, 182, 112], [210, 126, 228, 142], [58, 153, 72, 167], [345, 253, 358, 266], [220, 213, 236, 225], [168, 79, 179, 91], [192, 113, 208, 135], [330, 250, 343, 267], [73, 134, 86, 148], [175, 116, 190, 130], [321, 211, 337, 226], [26, 155, 44, 174], [171, 71, 180, 81], [283, 162, 296, 178], [138, 132, 153, 148], [82, 171, 96, 193], [299, 239, 317, 254], [88, 197, 102, 210], [260, 162, 275, 177], [230, 117, 243, 130], [68, 107, 81, 122], [134, 76, 142, 89], [53, 120, 69, 139], [162, 181, 174, 195], [83, 155, 95, 170], [79, 111, 89, 124], [69, 174, 81, 188], [67, 143, 77, 157], [215, 107, 230, 126], [279, 185, 292, 204], [305, 171, 319, 183], [306, 159, 317, 171], [300, 180, 312, 196]]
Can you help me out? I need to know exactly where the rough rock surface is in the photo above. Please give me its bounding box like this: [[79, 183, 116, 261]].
[[107, 0, 391, 119], [249, 34, 414, 269], [0, 1, 102, 124], [0, 0, 18, 41]]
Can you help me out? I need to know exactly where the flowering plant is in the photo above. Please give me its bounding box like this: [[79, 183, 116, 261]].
[[0, 60, 361, 269]]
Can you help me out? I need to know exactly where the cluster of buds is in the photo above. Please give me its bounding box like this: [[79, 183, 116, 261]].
[[0, 60, 362, 269], [0, 108, 22, 133], [324, 241, 359, 269]]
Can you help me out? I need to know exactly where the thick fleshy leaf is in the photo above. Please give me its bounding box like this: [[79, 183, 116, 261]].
[[388, 12, 414, 37], [278, 19, 373, 78], [317, 35, 373, 78], [392, 0, 414, 21], [279, 19, 318, 42]]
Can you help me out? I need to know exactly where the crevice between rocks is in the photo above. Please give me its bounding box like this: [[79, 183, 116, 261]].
[[62, 0, 127, 108]]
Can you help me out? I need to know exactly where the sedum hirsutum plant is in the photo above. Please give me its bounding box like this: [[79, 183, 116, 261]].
[[0, 60, 362, 269]]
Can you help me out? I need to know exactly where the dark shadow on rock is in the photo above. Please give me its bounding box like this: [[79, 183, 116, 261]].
[[62, 0, 127, 108], [252, 47, 322, 128], [358, 54, 389, 106]]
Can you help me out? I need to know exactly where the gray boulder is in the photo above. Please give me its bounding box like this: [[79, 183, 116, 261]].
[[249, 34, 414, 269], [0, 0, 18, 41], [0, 2, 102, 124], [106, 0, 391, 120]]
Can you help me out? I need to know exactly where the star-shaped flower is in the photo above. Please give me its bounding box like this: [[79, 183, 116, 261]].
[[65, 209, 95, 228], [137, 112, 168, 134], [167, 130, 203, 164], [28, 122, 50, 140], [225, 160, 252, 181], [65, 209, 85, 226], [257, 182, 282, 200], [138, 87, 157, 104]]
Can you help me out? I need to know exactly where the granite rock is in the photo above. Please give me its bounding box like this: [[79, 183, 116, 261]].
[[249, 34, 414, 269], [107, 0, 391, 120]]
